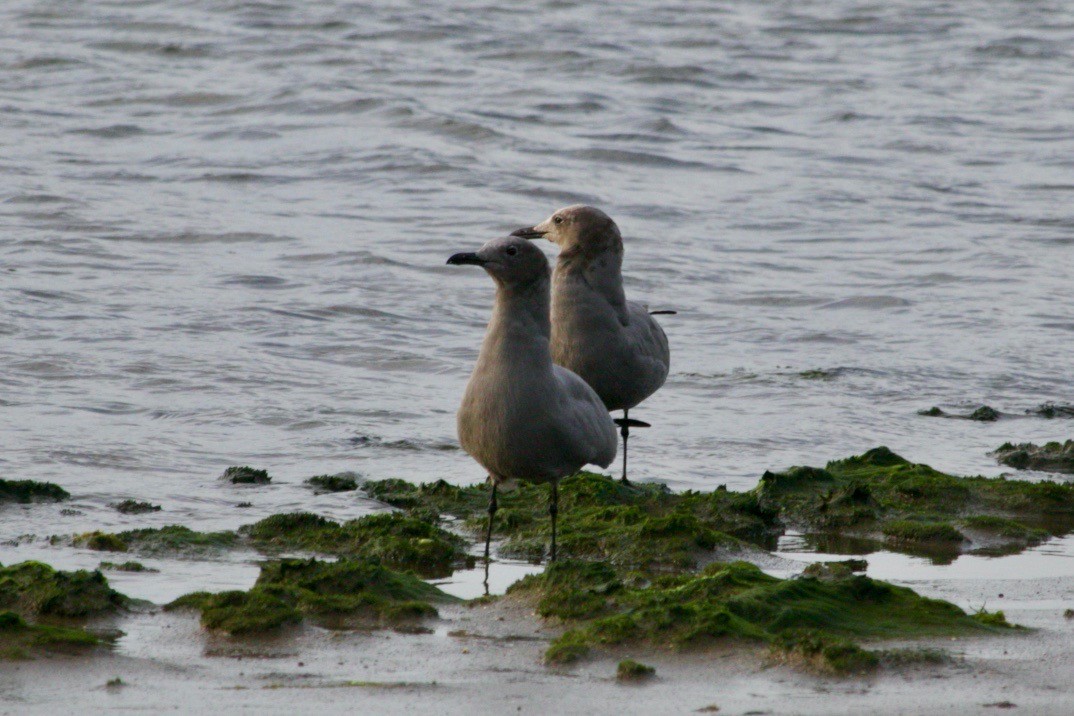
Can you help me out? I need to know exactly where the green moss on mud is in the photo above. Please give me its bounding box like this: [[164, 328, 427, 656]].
[[0, 561, 126, 618], [363, 473, 777, 570], [0, 479, 69, 504], [994, 441, 1074, 474], [165, 558, 453, 635], [757, 447, 1074, 558], [242, 512, 466, 578], [510, 560, 1007, 668]]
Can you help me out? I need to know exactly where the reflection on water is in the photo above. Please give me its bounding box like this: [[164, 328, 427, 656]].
[[778, 532, 1074, 581]]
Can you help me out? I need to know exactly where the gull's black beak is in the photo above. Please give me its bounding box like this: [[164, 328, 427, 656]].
[[447, 252, 486, 266], [510, 226, 546, 240]]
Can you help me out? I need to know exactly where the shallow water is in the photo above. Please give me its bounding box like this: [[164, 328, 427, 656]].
[[2, 0, 1073, 590]]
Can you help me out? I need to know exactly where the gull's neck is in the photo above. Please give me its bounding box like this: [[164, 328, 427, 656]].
[[481, 273, 553, 365]]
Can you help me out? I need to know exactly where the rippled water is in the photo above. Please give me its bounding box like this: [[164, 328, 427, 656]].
[[2, 0, 1073, 566]]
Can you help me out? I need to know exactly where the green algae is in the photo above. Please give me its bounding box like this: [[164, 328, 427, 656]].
[[757, 447, 1074, 558], [74, 531, 129, 552], [366, 448, 1074, 567], [1027, 403, 1074, 419], [364, 473, 777, 570], [0, 561, 126, 618], [223, 466, 271, 485], [994, 441, 1074, 474], [73, 526, 238, 556], [509, 560, 1008, 668], [882, 520, 965, 545], [0, 611, 99, 659], [98, 561, 157, 573], [616, 658, 656, 681], [242, 512, 467, 578], [306, 473, 359, 493], [166, 558, 454, 635], [0, 479, 69, 504], [772, 630, 878, 675], [111, 499, 161, 514]]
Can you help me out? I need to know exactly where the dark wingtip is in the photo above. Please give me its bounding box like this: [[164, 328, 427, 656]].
[[649, 310, 677, 315]]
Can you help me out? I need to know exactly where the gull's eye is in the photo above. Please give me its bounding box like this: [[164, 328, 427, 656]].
[[552, 216, 563, 225], [505, 245, 518, 256]]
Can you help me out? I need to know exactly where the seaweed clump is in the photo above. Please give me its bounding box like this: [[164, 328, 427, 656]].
[[72, 526, 238, 556], [508, 560, 1009, 672], [363, 473, 779, 571], [616, 658, 656, 681], [1026, 403, 1074, 419], [0, 562, 127, 659], [222, 466, 270, 485], [756, 447, 1074, 559], [165, 557, 454, 635], [0, 611, 99, 659], [98, 561, 157, 573], [0, 479, 69, 504], [241, 512, 468, 577], [305, 473, 359, 493], [0, 561, 127, 618], [111, 499, 161, 514], [994, 441, 1074, 474], [918, 406, 1000, 421]]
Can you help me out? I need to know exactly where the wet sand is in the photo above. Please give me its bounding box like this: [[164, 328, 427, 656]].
[[4, 555, 1074, 715]]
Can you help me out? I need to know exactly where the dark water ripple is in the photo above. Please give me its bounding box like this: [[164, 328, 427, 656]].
[[1, 0, 1072, 553]]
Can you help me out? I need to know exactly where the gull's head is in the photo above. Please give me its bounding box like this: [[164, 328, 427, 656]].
[[510, 205, 621, 257], [447, 235, 549, 287]]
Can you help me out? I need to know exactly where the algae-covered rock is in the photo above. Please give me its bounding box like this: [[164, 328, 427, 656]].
[[98, 561, 157, 573], [800, 560, 868, 580], [757, 446, 1074, 559], [0, 479, 69, 504], [994, 441, 1074, 474], [772, 630, 878, 675], [363, 473, 779, 570], [0, 561, 126, 619], [222, 466, 271, 485], [66, 526, 237, 556], [111, 499, 161, 514], [118, 525, 238, 555], [165, 557, 454, 635], [510, 560, 1008, 668], [616, 658, 656, 681], [305, 473, 359, 493], [242, 512, 467, 578], [74, 531, 129, 552], [918, 406, 1000, 421], [0, 610, 99, 659], [1026, 403, 1074, 419]]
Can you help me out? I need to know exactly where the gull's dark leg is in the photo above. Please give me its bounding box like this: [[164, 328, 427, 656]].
[[483, 479, 498, 596], [549, 480, 559, 563], [620, 409, 630, 484]]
